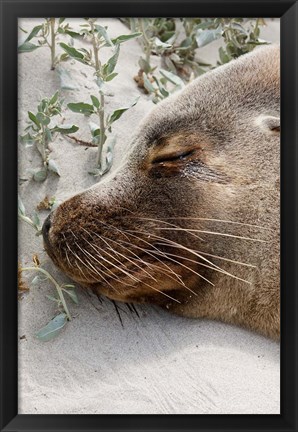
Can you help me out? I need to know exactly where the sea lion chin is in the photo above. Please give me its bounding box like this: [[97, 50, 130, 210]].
[[43, 45, 280, 340]]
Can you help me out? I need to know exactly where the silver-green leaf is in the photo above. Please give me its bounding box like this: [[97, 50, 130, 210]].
[[159, 69, 185, 87], [90, 95, 100, 109], [48, 159, 61, 176], [28, 111, 41, 128], [143, 73, 155, 93], [103, 44, 120, 76], [30, 167, 48, 182], [88, 168, 102, 177], [49, 91, 59, 105], [109, 97, 139, 124], [36, 313, 67, 342], [153, 37, 172, 50], [36, 112, 51, 126], [218, 47, 230, 64], [104, 72, 118, 82], [52, 124, 79, 134], [18, 196, 26, 216], [62, 288, 79, 304], [24, 25, 43, 42], [18, 42, 41, 53], [138, 57, 151, 74], [59, 43, 87, 64], [32, 211, 41, 229], [67, 102, 95, 115], [20, 132, 35, 145], [89, 121, 100, 137], [94, 24, 114, 47], [46, 294, 60, 303], [111, 32, 142, 45], [195, 27, 222, 48]]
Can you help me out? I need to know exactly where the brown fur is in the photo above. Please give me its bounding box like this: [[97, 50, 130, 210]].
[[43, 45, 280, 339]]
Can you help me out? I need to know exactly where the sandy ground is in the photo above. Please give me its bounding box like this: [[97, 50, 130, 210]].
[[18, 18, 280, 414]]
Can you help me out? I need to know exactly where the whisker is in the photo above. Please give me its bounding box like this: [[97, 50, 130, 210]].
[[64, 238, 97, 281], [73, 241, 127, 293], [81, 233, 142, 284], [130, 303, 140, 318], [143, 248, 214, 286], [127, 229, 226, 272], [87, 229, 159, 283], [127, 230, 252, 285], [126, 216, 205, 242], [121, 213, 269, 230], [74, 260, 91, 281], [117, 230, 186, 286], [82, 290, 103, 314], [64, 234, 122, 292], [92, 288, 103, 304], [64, 248, 73, 269], [99, 234, 198, 295], [111, 300, 124, 328], [112, 236, 196, 290], [125, 303, 140, 321], [122, 216, 267, 246], [102, 235, 159, 277], [155, 227, 267, 242], [69, 229, 79, 240], [75, 240, 134, 287], [155, 242, 256, 269], [88, 223, 186, 288], [78, 236, 181, 304], [96, 219, 133, 242], [111, 233, 213, 287], [153, 250, 252, 285]]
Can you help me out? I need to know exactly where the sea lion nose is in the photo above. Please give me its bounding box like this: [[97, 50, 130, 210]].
[[42, 214, 52, 240]]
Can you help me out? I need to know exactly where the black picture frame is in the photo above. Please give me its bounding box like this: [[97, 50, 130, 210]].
[[0, 1, 297, 431]]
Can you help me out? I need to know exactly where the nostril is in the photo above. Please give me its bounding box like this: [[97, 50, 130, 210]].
[[42, 215, 52, 238]]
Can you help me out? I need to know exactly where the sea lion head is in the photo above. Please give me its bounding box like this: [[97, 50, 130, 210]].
[[43, 45, 280, 336]]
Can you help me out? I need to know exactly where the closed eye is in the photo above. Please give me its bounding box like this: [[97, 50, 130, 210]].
[[152, 149, 195, 164]]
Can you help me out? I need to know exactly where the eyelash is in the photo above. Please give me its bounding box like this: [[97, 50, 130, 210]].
[[152, 149, 195, 164]]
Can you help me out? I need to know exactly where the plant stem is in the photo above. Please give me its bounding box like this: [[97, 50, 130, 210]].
[[90, 19, 101, 73], [139, 19, 152, 66], [254, 18, 260, 38], [41, 126, 46, 162], [50, 18, 56, 70], [96, 91, 105, 168], [88, 19, 105, 169], [21, 267, 72, 321], [18, 214, 36, 230]]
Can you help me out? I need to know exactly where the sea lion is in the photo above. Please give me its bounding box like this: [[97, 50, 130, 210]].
[[42, 44, 280, 339]]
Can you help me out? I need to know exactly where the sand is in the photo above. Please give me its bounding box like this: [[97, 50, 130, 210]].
[[18, 18, 280, 414]]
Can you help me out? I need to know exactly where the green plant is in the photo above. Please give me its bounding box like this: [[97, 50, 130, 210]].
[[59, 18, 141, 176], [216, 18, 267, 64], [20, 263, 78, 341], [179, 18, 267, 67], [18, 197, 78, 341], [20, 91, 78, 181], [18, 18, 81, 70], [125, 18, 177, 74], [141, 68, 185, 104], [18, 196, 42, 234], [127, 18, 267, 97], [127, 18, 205, 85]]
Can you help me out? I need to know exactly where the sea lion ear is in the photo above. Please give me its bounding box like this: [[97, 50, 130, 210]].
[[256, 114, 280, 134]]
